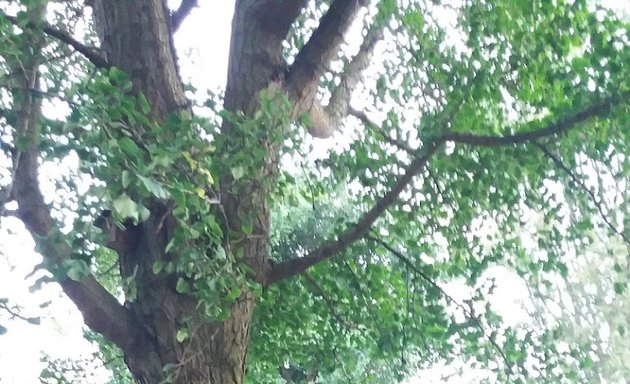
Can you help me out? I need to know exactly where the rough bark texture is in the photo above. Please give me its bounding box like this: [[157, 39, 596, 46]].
[[9, 1, 620, 383], [10, 0, 375, 382], [91, 1, 242, 383], [90, 1, 306, 383], [77, 0, 366, 381]]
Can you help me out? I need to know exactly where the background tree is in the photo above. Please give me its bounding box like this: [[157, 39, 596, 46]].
[[0, 0, 628, 383]]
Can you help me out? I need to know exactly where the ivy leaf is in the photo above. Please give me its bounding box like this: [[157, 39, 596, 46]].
[[113, 193, 139, 220], [152, 260, 164, 275], [121, 170, 132, 188], [215, 246, 226, 261], [199, 168, 215, 185], [231, 166, 245, 180], [176, 278, 189, 294], [138, 204, 151, 222], [138, 93, 151, 114], [118, 137, 141, 158], [227, 287, 241, 302], [242, 221, 253, 236], [176, 328, 189, 343], [137, 175, 170, 199]]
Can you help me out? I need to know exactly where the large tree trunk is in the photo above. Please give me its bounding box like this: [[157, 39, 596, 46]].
[[91, 1, 292, 382], [8, 0, 365, 381], [8, 1, 627, 382]]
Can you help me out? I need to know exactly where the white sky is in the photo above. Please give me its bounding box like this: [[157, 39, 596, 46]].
[[0, 1, 627, 383]]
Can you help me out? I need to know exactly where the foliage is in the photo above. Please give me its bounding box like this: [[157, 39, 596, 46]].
[[525, 231, 630, 383], [0, 0, 629, 383]]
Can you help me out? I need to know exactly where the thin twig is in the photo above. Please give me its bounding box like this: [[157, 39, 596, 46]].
[[0, 299, 40, 324], [348, 107, 416, 155], [302, 272, 356, 329], [535, 142, 630, 247], [366, 234, 514, 376]]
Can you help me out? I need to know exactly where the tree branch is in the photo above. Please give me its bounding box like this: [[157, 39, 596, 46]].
[[170, 0, 198, 33], [8, 6, 139, 356], [267, 142, 440, 284], [302, 272, 356, 329], [365, 234, 514, 375], [0, 10, 110, 69], [348, 107, 416, 154], [11, 88, 141, 357], [443, 96, 625, 147], [283, 0, 368, 138], [0, 298, 40, 325], [326, 16, 385, 122], [535, 142, 630, 247], [269, 95, 623, 282], [286, 0, 367, 94], [255, 0, 310, 38]]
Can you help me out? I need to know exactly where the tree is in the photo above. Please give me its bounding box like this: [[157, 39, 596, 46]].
[[0, 0, 629, 383]]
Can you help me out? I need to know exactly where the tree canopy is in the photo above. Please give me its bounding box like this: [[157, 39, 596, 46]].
[[0, 0, 628, 383]]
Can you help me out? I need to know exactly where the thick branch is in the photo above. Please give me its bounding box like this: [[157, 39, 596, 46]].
[[283, 0, 367, 138], [267, 142, 440, 284], [0, 10, 110, 69], [327, 18, 385, 121], [443, 96, 624, 147], [223, 0, 308, 114], [170, 0, 198, 32], [12, 85, 140, 357], [255, 0, 310, 39], [8, 5, 138, 355], [302, 12, 385, 138], [286, 0, 367, 95]]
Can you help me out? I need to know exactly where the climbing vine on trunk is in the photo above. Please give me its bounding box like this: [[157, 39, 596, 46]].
[[1, 0, 629, 383]]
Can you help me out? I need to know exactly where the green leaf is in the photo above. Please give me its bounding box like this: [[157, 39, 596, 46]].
[[152, 260, 164, 274], [118, 137, 141, 157], [121, 170, 132, 188], [176, 278, 189, 294], [613, 282, 626, 294], [215, 246, 226, 261], [113, 193, 139, 220], [241, 221, 253, 236], [138, 204, 151, 222], [176, 328, 189, 343], [227, 287, 241, 301], [137, 175, 170, 199], [231, 165, 245, 180], [138, 93, 151, 114]]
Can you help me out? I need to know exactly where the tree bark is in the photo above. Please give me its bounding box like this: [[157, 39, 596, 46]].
[[6, 0, 367, 381], [89, 0, 372, 380], [90, 1, 302, 382]]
